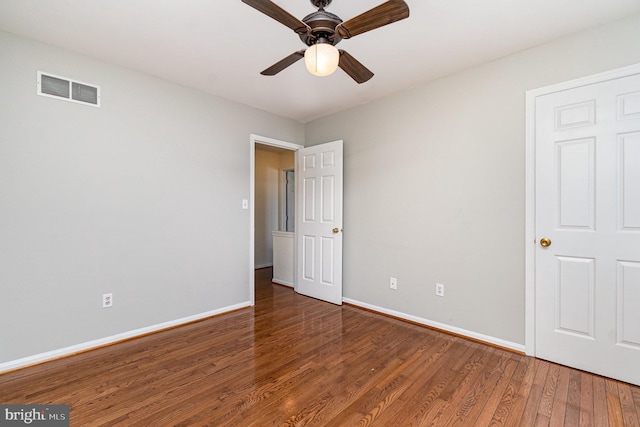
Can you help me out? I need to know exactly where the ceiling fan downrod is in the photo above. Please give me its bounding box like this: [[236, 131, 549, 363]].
[[310, 0, 332, 9]]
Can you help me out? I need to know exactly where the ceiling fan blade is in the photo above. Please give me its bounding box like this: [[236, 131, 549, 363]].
[[261, 50, 306, 76], [336, 0, 409, 39], [338, 50, 374, 84], [242, 0, 310, 34]]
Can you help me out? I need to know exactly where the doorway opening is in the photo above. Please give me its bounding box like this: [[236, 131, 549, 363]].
[[249, 135, 304, 305], [254, 145, 294, 269]]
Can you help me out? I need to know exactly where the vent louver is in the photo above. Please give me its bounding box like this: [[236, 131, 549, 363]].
[[38, 71, 100, 107]]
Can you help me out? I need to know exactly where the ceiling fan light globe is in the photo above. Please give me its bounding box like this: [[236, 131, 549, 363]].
[[305, 43, 339, 77]]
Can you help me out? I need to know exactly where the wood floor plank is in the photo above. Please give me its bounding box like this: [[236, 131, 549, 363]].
[[537, 363, 560, 419], [507, 357, 549, 426], [1, 267, 640, 426], [564, 369, 581, 426], [606, 378, 625, 426], [548, 365, 570, 425], [578, 372, 594, 427], [500, 356, 539, 427], [632, 386, 640, 421], [593, 375, 611, 426], [619, 382, 640, 427], [470, 353, 521, 426]]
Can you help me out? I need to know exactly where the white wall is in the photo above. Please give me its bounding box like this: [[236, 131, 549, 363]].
[[305, 13, 640, 346], [0, 31, 304, 365]]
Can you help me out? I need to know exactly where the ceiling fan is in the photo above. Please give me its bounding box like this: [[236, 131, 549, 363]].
[[241, 0, 410, 83]]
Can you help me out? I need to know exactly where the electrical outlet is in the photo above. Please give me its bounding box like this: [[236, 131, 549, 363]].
[[390, 277, 397, 290], [102, 293, 113, 308], [435, 283, 444, 297]]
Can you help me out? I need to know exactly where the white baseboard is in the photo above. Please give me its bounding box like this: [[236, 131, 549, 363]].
[[342, 297, 525, 353], [255, 263, 273, 269], [0, 301, 251, 374], [272, 278, 294, 288]]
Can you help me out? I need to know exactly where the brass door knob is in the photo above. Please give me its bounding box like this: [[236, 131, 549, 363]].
[[332, 228, 340, 234], [540, 237, 551, 247]]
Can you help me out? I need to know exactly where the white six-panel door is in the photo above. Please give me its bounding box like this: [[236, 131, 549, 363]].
[[534, 71, 640, 386], [295, 141, 343, 305]]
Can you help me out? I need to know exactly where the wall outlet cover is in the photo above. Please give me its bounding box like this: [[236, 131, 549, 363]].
[[102, 293, 113, 308]]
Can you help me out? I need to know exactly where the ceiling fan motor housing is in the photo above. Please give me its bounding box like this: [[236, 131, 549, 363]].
[[300, 9, 343, 46]]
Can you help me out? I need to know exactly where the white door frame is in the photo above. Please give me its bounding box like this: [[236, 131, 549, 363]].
[[524, 63, 640, 356], [249, 134, 304, 305]]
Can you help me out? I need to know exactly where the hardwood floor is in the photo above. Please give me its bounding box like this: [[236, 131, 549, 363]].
[[1, 268, 639, 426]]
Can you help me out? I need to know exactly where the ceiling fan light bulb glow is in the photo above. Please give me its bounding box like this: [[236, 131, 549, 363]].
[[305, 43, 339, 77]]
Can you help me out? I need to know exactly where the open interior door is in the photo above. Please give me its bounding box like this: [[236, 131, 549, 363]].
[[295, 140, 343, 305]]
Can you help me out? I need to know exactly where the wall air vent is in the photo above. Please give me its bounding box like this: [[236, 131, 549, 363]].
[[37, 71, 100, 107]]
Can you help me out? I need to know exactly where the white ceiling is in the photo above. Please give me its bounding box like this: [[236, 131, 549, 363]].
[[1, 1, 639, 123]]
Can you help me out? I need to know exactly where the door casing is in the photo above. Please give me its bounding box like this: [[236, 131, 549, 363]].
[[524, 63, 640, 356]]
